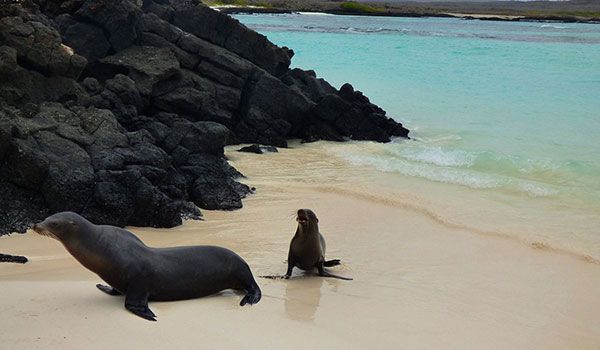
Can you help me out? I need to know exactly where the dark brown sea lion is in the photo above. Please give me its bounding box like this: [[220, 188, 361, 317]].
[[32, 212, 261, 321], [284, 209, 352, 280]]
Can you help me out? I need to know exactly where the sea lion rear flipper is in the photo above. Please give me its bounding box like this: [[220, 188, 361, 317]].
[[317, 262, 353, 281], [240, 280, 262, 306], [125, 288, 156, 321], [96, 284, 122, 296], [323, 259, 341, 267]]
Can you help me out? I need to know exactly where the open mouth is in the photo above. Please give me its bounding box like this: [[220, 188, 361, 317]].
[[297, 217, 308, 225]]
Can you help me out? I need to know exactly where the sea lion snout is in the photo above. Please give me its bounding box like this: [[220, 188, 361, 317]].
[[32, 219, 53, 233], [296, 211, 308, 225], [296, 209, 319, 228], [32, 222, 48, 234], [32, 220, 58, 240], [32, 212, 84, 241]]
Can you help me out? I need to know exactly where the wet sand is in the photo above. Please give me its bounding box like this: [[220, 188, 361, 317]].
[[1, 142, 599, 349]]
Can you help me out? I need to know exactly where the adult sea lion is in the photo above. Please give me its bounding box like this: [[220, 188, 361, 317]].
[[32, 212, 261, 321], [284, 209, 352, 280]]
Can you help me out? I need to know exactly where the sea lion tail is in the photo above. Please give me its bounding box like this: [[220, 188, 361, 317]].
[[240, 279, 262, 306]]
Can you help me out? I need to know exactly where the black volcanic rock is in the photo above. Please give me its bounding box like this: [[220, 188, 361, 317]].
[[0, 253, 28, 264], [74, 0, 142, 52], [0, 0, 409, 236], [0, 15, 87, 79], [58, 16, 111, 63], [170, 0, 293, 77], [100, 45, 180, 95], [238, 144, 278, 154]]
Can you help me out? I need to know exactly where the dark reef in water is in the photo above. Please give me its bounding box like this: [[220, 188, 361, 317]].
[[0, 0, 409, 235]]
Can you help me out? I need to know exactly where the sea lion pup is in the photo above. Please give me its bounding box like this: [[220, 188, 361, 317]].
[[32, 212, 261, 321], [284, 209, 352, 280]]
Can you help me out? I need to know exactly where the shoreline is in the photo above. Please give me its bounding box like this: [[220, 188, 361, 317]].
[[214, 6, 600, 25], [1, 142, 599, 349], [3, 141, 599, 266]]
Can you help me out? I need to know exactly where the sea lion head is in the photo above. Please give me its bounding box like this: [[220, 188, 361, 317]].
[[296, 209, 319, 231], [32, 212, 87, 243]]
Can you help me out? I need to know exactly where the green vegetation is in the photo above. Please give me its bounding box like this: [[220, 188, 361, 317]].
[[205, 0, 248, 6], [254, 1, 273, 8], [339, 1, 380, 14], [203, 0, 273, 8]]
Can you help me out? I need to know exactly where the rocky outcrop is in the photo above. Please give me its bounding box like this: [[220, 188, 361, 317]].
[[0, 0, 408, 235], [0, 253, 28, 263], [238, 144, 278, 154]]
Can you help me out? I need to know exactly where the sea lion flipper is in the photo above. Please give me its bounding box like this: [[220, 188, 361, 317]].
[[323, 259, 341, 267], [317, 262, 353, 281], [284, 261, 294, 279], [125, 289, 156, 321], [96, 284, 122, 296], [239, 281, 262, 306]]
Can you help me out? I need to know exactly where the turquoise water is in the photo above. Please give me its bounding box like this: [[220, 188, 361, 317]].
[[235, 13, 600, 258], [236, 14, 600, 203]]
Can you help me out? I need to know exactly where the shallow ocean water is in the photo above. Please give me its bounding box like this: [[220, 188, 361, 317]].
[[235, 13, 600, 260]]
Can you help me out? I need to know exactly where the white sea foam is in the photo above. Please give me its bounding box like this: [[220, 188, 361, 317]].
[[334, 141, 560, 197], [392, 146, 476, 167], [342, 153, 502, 189], [517, 182, 559, 197], [541, 24, 568, 29], [297, 12, 334, 16]]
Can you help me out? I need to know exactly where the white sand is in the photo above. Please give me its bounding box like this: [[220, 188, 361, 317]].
[[1, 142, 599, 349]]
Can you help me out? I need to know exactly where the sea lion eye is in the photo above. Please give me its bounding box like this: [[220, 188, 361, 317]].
[[50, 222, 59, 228]]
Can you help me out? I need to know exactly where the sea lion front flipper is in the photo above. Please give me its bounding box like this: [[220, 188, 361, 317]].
[[96, 284, 122, 296], [323, 259, 341, 267], [284, 256, 295, 279], [125, 288, 156, 321], [317, 262, 353, 281]]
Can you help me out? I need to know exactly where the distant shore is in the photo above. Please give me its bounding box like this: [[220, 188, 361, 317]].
[[209, 2, 600, 24]]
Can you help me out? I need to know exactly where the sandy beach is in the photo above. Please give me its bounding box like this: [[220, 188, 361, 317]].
[[1, 142, 599, 349]]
